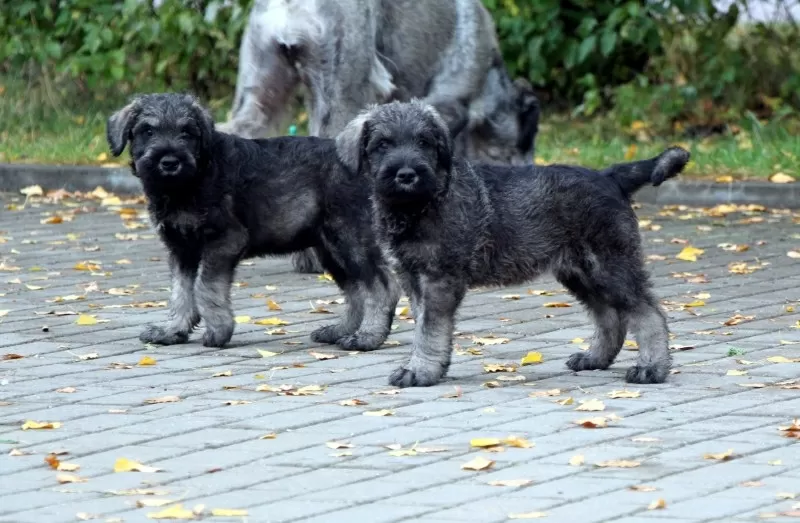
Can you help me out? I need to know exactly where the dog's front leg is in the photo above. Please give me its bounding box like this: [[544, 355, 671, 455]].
[[140, 249, 201, 345], [389, 275, 466, 387], [194, 230, 248, 348]]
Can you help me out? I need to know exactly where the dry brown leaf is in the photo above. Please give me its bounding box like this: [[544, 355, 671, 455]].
[[309, 351, 338, 361], [484, 363, 517, 373], [488, 479, 533, 487], [2, 353, 24, 360], [22, 420, 62, 430], [594, 460, 641, 468], [57, 473, 87, 484], [607, 389, 640, 399], [339, 398, 368, 406], [576, 417, 608, 428], [461, 456, 495, 471], [629, 485, 658, 492], [543, 302, 571, 308], [45, 453, 60, 469], [144, 395, 180, 405], [529, 389, 562, 398]]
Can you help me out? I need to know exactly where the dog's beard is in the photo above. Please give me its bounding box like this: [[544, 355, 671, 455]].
[[135, 149, 200, 186], [374, 168, 440, 206]]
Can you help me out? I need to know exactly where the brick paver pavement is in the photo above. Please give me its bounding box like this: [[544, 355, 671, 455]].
[[1, 190, 799, 523]]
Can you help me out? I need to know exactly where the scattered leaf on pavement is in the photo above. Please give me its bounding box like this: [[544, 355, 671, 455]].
[[488, 479, 532, 487], [22, 420, 61, 430], [520, 352, 543, 366], [703, 449, 735, 461], [461, 456, 495, 471], [575, 399, 606, 412], [647, 499, 667, 510], [595, 460, 641, 468], [113, 457, 162, 473]]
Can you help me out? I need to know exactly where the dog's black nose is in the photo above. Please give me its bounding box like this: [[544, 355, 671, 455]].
[[395, 167, 417, 185], [159, 156, 181, 173]]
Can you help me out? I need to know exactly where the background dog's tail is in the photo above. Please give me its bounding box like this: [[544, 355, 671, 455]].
[[604, 146, 691, 197], [253, 0, 327, 49]]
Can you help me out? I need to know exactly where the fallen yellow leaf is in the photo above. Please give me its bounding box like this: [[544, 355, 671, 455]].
[[137, 499, 175, 508], [676, 246, 704, 262], [363, 409, 394, 417], [57, 473, 87, 484], [20, 184, 44, 196], [57, 462, 81, 472], [260, 433, 278, 440], [630, 485, 658, 492], [339, 398, 368, 406], [484, 363, 517, 373], [138, 356, 157, 366], [624, 143, 637, 161], [144, 395, 180, 404], [309, 351, 338, 361], [726, 369, 748, 376], [569, 455, 585, 466], [504, 435, 534, 448], [575, 399, 606, 412], [267, 300, 282, 311], [113, 457, 162, 473], [508, 512, 548, 519], [461, 456, 495, 471], [76, 314, 98, 326], [234, 315, 251, 324], [520, 351, 543, 366], [769, 172, 795, 184], [703, 449, 735, 461], [557, 397, 574, 406], [471, 336, 510, 346], [256, 349, 279, 358], [146, 504, 196, 520], [22, 420, 62, 430], [607, 390, 641, 399], [648, 499, 667, 510], [210, 509, 248, 517], [768, 356, 800, 363], [471, 438, 501, 448], [715, 175, 734, 183], [254, 317, 289, 326]]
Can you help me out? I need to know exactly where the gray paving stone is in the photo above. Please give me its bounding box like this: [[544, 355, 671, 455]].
[[2, 195, 800, 521]]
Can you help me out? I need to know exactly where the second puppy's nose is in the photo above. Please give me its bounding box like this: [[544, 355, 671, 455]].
[[395, 167, 417, 184], [159, 156, 180, 173]]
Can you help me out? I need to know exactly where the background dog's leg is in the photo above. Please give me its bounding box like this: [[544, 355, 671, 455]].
[[194, 232, 247, 348], [309, 246, 365, 345], [389, 275, 466, 387], [292, 250, 324, 274], [625, 293, 671, 384], [338, 272, 400, 351], [140, 250, 201, 345]]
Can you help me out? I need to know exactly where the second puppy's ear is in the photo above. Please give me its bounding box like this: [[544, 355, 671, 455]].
[[335, 108, 374, 175], [106, 98, 141, 156], [430, 100, 469, 142]]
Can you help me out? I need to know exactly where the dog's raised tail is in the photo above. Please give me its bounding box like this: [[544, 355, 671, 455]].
[[605, 146, 690, 197]]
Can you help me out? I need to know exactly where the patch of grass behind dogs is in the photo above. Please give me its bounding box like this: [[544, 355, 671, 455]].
[[1, 75, 797, 180]]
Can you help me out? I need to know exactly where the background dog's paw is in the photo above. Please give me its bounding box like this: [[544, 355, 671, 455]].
[[292, 250, 324, 274], [311, 325, 346, 345], [139, 325, 188, 345], [337, 332, 385, 351], [625, 363, 669, 384], [388, 365, 443, 387], [202, 324, 233, 348], [566, 352, 609, 372]]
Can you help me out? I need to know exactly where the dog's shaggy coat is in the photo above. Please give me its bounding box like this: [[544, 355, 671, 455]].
[[336, 100, 690, 387], [106, 93, 398, 350]]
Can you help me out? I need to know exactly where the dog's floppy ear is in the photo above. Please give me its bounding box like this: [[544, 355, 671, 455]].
[[420, 104, 454, 172], [335, 108, 373, 174], [106, 98, 141, 156]]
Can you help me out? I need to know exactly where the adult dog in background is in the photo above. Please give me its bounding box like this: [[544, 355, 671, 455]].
[[336, 101, 690, 388], [106, 93, 398, 351], [218, 0, 541, 273]]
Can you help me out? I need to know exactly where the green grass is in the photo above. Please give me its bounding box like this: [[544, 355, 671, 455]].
[[1, 76, 798, 179]]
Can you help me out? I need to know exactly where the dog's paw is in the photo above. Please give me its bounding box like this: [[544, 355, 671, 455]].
[[202, 323, 234, 348], [292, 250, 324, 274], [625, 362, 669, 384], [566, 352, 610, 372], [337, 332, 385, 352], [139, 325, 189, 345], [388, 364, 445, 388], [311, 325, 346, 345]]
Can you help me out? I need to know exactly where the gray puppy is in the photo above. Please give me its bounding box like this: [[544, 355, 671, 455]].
[[105, 93, 398, 351], [336, 101, 690, 387], [218, 0, 540, 274]]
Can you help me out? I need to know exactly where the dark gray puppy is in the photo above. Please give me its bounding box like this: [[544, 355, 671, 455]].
[[336, 100, 690, 387], [106, 93, 398, 351]]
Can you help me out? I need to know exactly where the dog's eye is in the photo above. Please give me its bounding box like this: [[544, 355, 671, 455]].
[[416, 137, 432, 148], [375, 139, 390, 151], [141, 126, 154, 137]]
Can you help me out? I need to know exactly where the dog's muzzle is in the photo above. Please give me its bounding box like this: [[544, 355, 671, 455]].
[[395, 167, 418, 187], [159, 155, 182, 175]]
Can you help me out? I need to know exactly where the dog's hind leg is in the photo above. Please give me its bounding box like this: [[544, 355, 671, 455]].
[[140, 249, 201, 345], [625, 291, 671, 384], [338, 271, 401, 352], [309, 245, 365, 346], [390, 275, 466, 387]]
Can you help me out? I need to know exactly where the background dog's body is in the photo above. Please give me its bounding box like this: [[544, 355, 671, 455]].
[[336, 101, 690, 388], [219, 0, 540, 275], [107, 93, 398, 351]]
